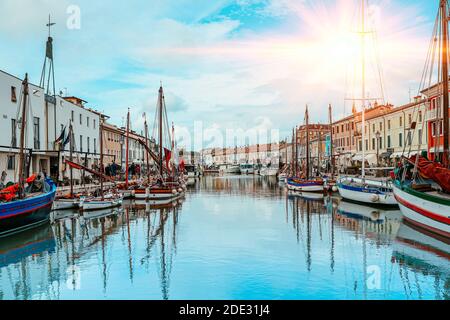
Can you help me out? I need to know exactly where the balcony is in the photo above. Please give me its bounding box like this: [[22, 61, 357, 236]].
[[427, 108, 443, 121]]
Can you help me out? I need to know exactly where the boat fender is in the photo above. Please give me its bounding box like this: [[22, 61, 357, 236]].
[[172, 189, 177, 195], [178, 188, 183, 193], [332, 186, 338, 192], [370, 194, 379, 202]]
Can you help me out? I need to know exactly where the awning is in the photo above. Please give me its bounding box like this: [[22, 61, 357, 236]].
[[390, 152, 403, 159], [352, 154, 364, 161], [366, 154, 377, 165]]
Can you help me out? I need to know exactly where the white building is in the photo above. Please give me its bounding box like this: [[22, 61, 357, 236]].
[[0, 69, 103, 185]]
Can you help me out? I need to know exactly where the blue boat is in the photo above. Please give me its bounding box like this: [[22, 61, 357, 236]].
[[0, 177, 56, 237], [0, 74, 57, 237]]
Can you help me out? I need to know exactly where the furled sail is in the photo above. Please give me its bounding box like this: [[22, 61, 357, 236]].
[[408, 155, 450, 193]]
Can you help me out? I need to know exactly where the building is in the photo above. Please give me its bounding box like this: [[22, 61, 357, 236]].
[[0, 70, 103, 185]]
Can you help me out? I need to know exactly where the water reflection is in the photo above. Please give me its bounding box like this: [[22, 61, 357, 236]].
[[0, 176, 448, 299]]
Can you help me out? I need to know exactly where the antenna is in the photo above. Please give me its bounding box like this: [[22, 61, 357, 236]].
[[40, 14, 56, 98]]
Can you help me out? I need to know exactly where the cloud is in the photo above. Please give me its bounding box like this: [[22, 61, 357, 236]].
[[0, 0, 436, 150]]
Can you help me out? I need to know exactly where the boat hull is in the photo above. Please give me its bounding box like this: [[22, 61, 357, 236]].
[[80, 199, 122, 211], [53, 199, 80, 211], [393, 183, 450, 238], [0, 180, 56, 238], [286, 178, 324, 192], [337, 182, 397, 205]]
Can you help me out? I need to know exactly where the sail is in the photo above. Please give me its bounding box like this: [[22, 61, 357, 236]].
[[65, 160, 115, 183], [409, 155, 450, 193]]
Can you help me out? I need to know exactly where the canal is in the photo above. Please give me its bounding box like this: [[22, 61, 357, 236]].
[[0, 176, 448, 300]]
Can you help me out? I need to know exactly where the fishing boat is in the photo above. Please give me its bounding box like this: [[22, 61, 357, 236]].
[[287, 106, 325, 193], [393, 0, 450, 239], [337, 0, 396, 206], [138, 84, 185, 201], [0, 75, 56, 237]]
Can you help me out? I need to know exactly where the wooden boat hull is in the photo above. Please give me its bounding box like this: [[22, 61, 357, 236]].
[[134, 187, 184, 200], [0, 179, 57, 238], [53, 198, 81, 211], [393, 182, 450, 239], [286, 178, 324, 192]]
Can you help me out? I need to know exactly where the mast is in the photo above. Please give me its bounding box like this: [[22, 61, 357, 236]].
[[306, 105, 310, 180], [100, 117, 104, 200], [145, 115, 150, 181], [18, 74, 29, 199], [295, 126, 299, 176], [291, 128, 295, 175], [125, 109, 130, 188], [361, 0, 366, 180], [69, 122, 74, 196], [329, 104, 334, 176], [159, 85, 164, 177], [441, 0, 449, 167]]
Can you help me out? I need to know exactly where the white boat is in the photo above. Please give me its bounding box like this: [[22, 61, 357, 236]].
[[53, 198, 82, 211], [185, 164, 197, 178], [239, 164, 254, 175], [393, 181, 450, 238], [286, 177, 324, 192], [80, 193, 122, 211], [337, 176, 397, 206], [337, 199, 390, 223]]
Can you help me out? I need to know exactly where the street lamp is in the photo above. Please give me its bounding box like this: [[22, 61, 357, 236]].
[[375, 131, 380, 167]]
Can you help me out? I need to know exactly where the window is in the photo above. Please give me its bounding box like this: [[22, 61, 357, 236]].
[[87, 117, 90, 128], [337, 126, 339, 134], [418, 129, 423, 145], [93, 119, 96, 129], [418, 111, 422, 122], [80, 135, 83, 152], [408, 114, 412, 125], [94, 138, 97, 154], [359, 140, 362, 151], [388, 120, 391, 130], [372, 138, 375, 150], [372, 124, 375, 132], [33, 117, 40, 149], [87, 137, 90, 153], [79, 114, 82, 125], [399, 116, 403, 126], [407, 132, 412, 146], [365, 139, 368, 151], [71, 110, 74, 122], [387, 135, 391, 148], [11, 86, 17, 102], [351, 122, 354, 130], [399, 133, 403, 147], [7, 155, 15, 170], [11, 119, 17, 147], [379, 137, 383, 149]]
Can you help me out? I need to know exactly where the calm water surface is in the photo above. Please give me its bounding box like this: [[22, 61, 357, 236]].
[[0, 176, 449, 300]]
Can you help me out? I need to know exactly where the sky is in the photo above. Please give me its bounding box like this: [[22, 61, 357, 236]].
[[0, 0, 439, 150]]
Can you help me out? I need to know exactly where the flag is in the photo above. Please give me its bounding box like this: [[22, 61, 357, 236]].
[[164, 148, 172, 171], [55, 126, 66, 144], [63, 133, 71, 147], [179, 159, 185, 172]]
